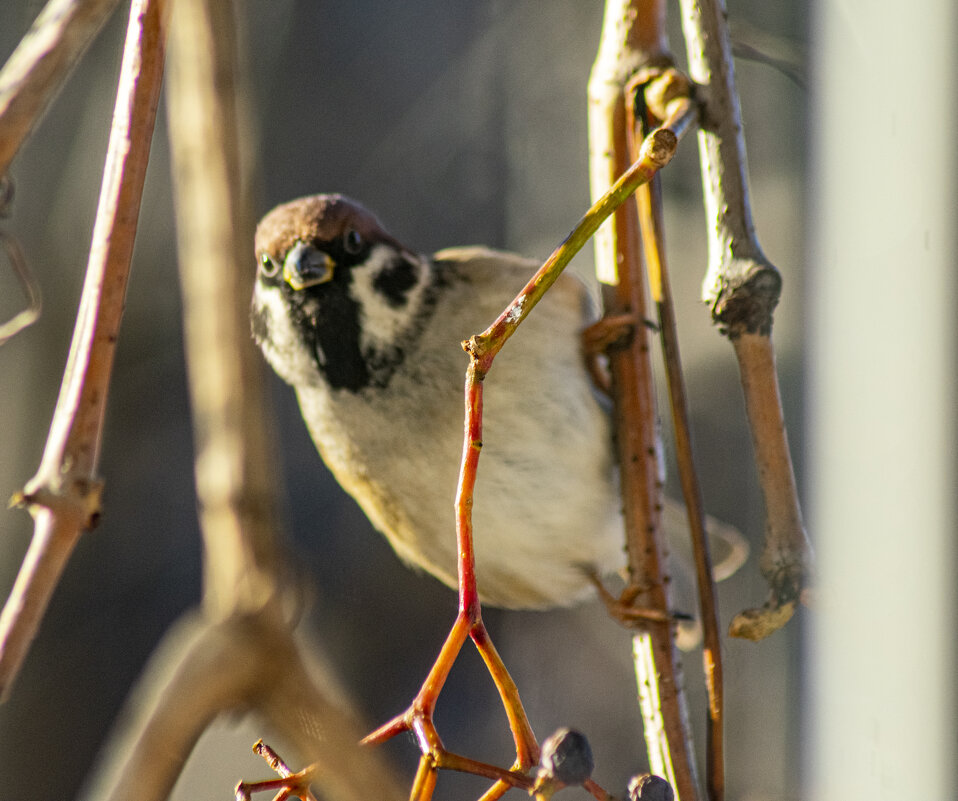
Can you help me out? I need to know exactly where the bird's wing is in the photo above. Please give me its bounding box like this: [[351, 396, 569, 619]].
[[432, 245, 597, 325]]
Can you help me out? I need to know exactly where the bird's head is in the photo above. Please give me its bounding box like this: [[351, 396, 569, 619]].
[[251, 194, 433, 393]]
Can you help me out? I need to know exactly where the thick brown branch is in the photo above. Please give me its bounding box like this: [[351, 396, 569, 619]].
[[678, 0, 812, 638], [589, 3, 700, 798]]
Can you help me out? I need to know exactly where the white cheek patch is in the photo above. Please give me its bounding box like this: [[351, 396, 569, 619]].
[[252, 282, 322, 387], [349, 244, 429, 355]]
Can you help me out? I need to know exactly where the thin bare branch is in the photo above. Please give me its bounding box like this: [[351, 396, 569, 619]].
[[83, 2, 407, 799], [466, 121, 686, 367], [678, 0, 812, 639], [236, 741, 319, 801], [251, 757, 317, 801], [0, 0, 167, 701], [0, 0, 122, 179], [677, 0, 778, 331], [634, 168, 724, 800]]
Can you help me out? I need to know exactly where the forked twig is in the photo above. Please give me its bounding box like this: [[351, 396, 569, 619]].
[[678, 0, 812, 640], [0, 0, 167, 701], [362, 69, 687, 799], [235, 741, 319, 801]]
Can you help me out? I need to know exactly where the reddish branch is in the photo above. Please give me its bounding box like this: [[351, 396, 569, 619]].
[[362, 95, 689, 799], [631, 73, 724, 799], [588, 2, 708, 798], [0, 0, 167, 701]]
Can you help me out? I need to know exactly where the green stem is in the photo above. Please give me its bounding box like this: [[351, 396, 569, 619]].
[[465, 127, 678, 368]]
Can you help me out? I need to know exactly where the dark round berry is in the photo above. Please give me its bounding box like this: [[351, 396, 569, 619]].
[[539, 728, 594, 786], [627, 773, 674, 801]]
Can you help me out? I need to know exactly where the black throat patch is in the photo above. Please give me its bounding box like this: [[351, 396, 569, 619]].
[[278, 251, 435, 393], [288, 276, 369, 392]]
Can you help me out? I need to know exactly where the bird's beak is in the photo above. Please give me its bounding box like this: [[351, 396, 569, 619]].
[[283, 241, 335, 290]]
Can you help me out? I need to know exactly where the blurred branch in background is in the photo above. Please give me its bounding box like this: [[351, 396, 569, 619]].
[[0, 0, 122, 179], [0, 0, 165, 701], [0, 216, 42, 344], [83, 1, 405, 800], [0, 0, 121, 345]]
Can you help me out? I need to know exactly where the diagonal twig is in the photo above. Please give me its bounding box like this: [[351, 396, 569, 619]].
[[0, 225, 42, 344], [0, 0, 167, 702]]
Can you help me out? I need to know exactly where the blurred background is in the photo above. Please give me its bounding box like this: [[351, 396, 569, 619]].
[[0, 1, 809, 799]]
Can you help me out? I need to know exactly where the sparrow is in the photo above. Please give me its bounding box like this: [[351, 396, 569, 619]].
[[251, 194, 743, 611]]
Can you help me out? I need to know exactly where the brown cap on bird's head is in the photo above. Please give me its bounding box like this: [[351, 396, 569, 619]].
[[254, 193, 403, 260]]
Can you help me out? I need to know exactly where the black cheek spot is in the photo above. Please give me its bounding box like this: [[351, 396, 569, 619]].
[[250, 304, 270, 343], [373, 257, 418, 308]]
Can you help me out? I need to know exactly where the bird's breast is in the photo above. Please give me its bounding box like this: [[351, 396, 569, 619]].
[[294, 265, 624, 608]]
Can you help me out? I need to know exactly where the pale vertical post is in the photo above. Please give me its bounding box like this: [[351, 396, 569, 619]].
[[809, 1, 957, 798]]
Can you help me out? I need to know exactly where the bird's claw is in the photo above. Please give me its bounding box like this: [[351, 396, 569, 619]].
[[589, 572, 688, 628]]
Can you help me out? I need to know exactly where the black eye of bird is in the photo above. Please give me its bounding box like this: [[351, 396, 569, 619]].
[[343, 228, 363, 255], [260, 253, 280, 278]]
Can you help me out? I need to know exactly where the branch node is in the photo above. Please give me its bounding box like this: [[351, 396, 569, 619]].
[[12, 475, 104, 529], [641, 128, 678, 169], [710, 258, 782, 338], [640, 68, 693, 123]]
